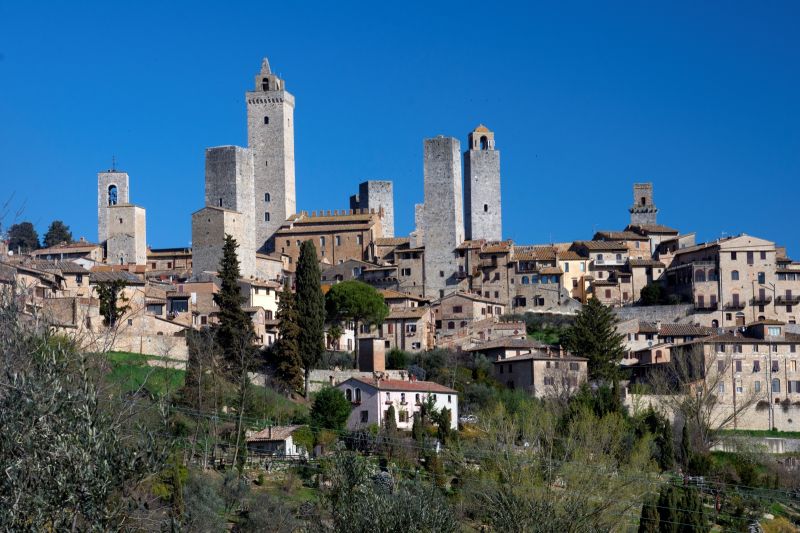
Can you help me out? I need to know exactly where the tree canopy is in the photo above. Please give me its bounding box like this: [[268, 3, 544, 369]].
[[7, 221, 39, 253], [563, 297, 625, 381], [42, 220, 73, 248], [310, 387, 351, 432], [325, 280, 389, 329], [295, 240, 325, 397]]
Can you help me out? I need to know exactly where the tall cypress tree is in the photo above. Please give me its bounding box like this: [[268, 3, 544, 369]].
[[213, 234, 254, 379], [271, 281, 304, 393], [295, 240, 325, 397], [563, 297, 625, 381], [637, 494, 660, 533]]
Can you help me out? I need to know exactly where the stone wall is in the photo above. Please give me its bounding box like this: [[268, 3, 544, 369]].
[[614, 303, 695, 324], [464, 131, 501, 241], [307, 369, 407, 393], [204, 146, 256, 278], [191, 207, 246, 277], [246, 58, 295, 250], [351, 181, 395, 238], [423, 136, 464, 299], [106, 204, 146, 265], [97, 170, 129, 244]]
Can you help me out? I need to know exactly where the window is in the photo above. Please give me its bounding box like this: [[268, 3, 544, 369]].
[[734, 344, 742, 353], [736, 383, 743, 394], [356, 235, 363, 245], [415, 393, 421, 404], [773, 361, 780, 373], [483, 204, 488, 212], [569, 362, 579, 371], [564, 262, 569, 272], [522, 276, 529, 284], [790, 381, 800, 394], [400, 392, 406, 404], [735, 360, 742, 372], [355, 388, 361, 402], [605, 289, 611, 298], [572, 279, 578, 288], [320, 236, 325, 247], [401, 268, 411, 276], [264, 116, 269, 124], [405, 324, 417, 334], [264, 212, 270, 221], [264, 192, 270, 202], [747, 251, 754, 265], [399, 410, 408, 423], [772, 378, 781, 393], [731, 270, 739, 281], [758, 272, 766, 284], [761, 251, 767, 260], [108, 184, 118, 206], [717, 361, 725, 372], [768, 326, 780, 336], [360, 410, 369, 423], [447, 321, 455, 330], [75, 274, 83, 284], [718, 382, 724, 394], [731, 252, 737, 260], [544, 377, 555, 386], [792, 344, 797, 353], [335, 236, 341, 246], [453, 305, 463, 313], [346, 389, 352, 402], [439, 271, 444, 278], [754, 380, 761, 393]]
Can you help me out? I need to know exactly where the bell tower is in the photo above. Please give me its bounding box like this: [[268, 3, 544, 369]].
[[464, 125, 502, 241], [246, 57, 296, 251]]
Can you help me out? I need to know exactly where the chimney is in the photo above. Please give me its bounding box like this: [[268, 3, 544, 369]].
[[268, 425, 272, 439], [655, 320, 662, 332]]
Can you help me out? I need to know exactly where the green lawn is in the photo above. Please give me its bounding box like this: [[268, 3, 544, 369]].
[[106, 351, 186, 397]]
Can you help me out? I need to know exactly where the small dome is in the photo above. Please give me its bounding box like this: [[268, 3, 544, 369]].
[[473, 124, 490, 133]]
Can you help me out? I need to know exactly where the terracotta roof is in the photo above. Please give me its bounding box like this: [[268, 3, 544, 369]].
[[628, 259, 666, 268], [594, 231, 649, 241], [575, 240, 629, 251], [89, 271, 144, 285], [147, 247, 192, 257], [286, 212, 379, 224], [473, 124, 490, 133], [748, 319, 786, 326], [26, 260, 90, 275], [491, 351, 588, 363], [481, 241, 513, 253], [456, 240, 485, 250], [513, 246, 557, 261], [638, 321, 660, 334], [32, 241, 101, 255], [375, 237, 410, 246], [658, 324, 716, 337], [379, 289, 427, 301], [557, 250, 586, 261], [627, 224, 679, 235], [465, 337, 547, 352], [274, 223, 376, 234], [247, 425, 302, 443], [348, 377, 457, 394], [436, 291, 505, 306], [240, 278, 281, 288]]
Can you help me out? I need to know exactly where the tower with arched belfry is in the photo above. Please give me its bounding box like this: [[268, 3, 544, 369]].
[[246, 57, 296, 251], [464, 125, 502, 241]]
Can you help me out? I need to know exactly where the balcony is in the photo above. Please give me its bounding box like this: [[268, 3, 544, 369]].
[[593, 258, 626, 266], [480, 258, 498, 268], [724, 301, 746, 310], [695, 302, 718, 311], [776, 295, 800, 305], [750, 296, 773, 306]]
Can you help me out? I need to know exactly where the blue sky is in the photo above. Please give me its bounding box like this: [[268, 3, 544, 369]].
[[1, 2, 799, 255]]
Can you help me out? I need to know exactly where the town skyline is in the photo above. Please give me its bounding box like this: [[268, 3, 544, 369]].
[[2, 1, 799, 256]]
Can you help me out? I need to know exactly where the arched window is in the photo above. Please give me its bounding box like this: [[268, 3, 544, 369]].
[[108, 185, 118, 206], [460, 320, 467, 328], [640, 196, 646, 206], [345, 389, 352, 402], [480, 136, 488, 150], [264, 212, 270, 222], [731, 270, 740, 281], [616, 253, 622, 261], [447, 321, 455, 329], [262, 77, 269, 91], [711, 319, 719, 328], [772, 378, 781, 393], [655, 349, 663, 361], [695, 270, 706, 282], [355, 388, 361, 402], [708, 269, 717, 281], [483, 204, 488, 212], [264, 192, 271, 202], [521, 276, 529, 284]]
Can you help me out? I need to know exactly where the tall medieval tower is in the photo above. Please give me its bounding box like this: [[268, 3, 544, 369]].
[[629, 182, 658, 226], [463, 125, 501, 241], [423, 136, 464, 299], [97, 170, 129, 243], [246, 58, 296, 251]]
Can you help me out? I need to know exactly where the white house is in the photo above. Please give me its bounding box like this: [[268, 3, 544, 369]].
[[246, 425, 306, 457], [335, 376, 458, 431]]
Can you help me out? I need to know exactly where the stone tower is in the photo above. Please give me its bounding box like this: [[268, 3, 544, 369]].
[[423, 136, 464, 299], [97, 170, 129, 243], [246, 57, 296, 251], [464, 125, 501, 241], [198, 146, 256, 278], [349, 180, 395, 237], [106, 204, 147, 265], [629, 182, 658, 226]]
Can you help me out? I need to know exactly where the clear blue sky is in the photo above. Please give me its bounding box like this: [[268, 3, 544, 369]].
[[1, 2, 799, 255]]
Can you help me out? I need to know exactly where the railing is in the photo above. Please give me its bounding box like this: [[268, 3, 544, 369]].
[[695, 302, 718, 310], [776, 295, 800, 305], [724, 301, 746, 310], [750, 296, 773, 306], [593, 258, 625, 266]]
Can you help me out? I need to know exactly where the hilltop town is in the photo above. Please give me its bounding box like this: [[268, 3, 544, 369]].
[[3, 57, 800, 530]]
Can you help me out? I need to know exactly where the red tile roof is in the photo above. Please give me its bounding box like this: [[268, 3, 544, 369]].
[[349, 377, 457, 394]]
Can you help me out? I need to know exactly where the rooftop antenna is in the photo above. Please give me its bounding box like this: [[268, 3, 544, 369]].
[[111, 155, 116, 172]]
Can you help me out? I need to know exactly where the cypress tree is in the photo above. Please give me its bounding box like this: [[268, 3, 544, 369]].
[[656, 485, 681, 533], [637, 494, 660, 533], [679, 422, 691, 470], [295, 240, 325, 397], [679, 486, 708, 533], [563, 297, 626, 381], [271, 281, 303, 393], [213, 235, 254, 379]]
